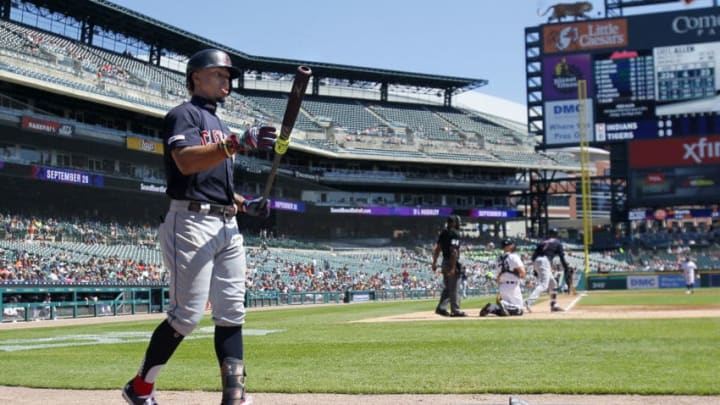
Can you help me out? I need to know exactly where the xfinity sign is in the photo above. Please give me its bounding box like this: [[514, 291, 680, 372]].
[[683, 137, 720, 164]]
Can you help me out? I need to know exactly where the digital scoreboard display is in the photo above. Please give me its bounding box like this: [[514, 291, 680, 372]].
[[539, 8, 720, 147], [654, 43, 716, 103]]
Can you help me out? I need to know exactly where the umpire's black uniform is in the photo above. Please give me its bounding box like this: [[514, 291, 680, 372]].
[[432, 216, 466, 317]]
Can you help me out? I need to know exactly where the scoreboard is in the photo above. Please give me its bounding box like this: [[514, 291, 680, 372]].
[[538, 8, 720, 148], [654, 43, 716, 103]]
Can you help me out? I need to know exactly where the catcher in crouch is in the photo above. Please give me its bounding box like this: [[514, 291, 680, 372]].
[[480, 239, 526, 317]]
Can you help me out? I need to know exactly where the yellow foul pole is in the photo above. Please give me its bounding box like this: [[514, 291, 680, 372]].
[[577, 80, 592, 277]]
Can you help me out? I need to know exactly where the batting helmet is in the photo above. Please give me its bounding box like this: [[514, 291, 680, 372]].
[[548, 227, 559, 237], [186, 49, 241, 91], [501, 238, 515, 248]]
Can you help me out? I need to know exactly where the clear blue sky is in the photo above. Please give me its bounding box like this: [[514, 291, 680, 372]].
[[111, 0, 713, 105]]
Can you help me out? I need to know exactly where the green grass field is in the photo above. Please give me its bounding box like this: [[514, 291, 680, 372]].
[[0, 289, 718, 395]]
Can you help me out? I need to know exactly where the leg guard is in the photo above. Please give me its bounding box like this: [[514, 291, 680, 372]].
[[498, 300, 524, 316], [221, 357, 249, 405]]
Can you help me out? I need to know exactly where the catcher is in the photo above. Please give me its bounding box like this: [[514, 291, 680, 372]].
[[480, 239, 526, 317]]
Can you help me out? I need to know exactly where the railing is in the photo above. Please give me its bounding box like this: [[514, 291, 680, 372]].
[[1, 284, 500, 322], [0, 284, 169, 322]]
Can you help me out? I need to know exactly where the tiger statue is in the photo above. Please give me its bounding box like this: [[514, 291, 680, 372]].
[[538, 2, 593, 22]]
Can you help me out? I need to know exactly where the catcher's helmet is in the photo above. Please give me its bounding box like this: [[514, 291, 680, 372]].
[[446, 215, 461, 228], [186, 49, 241, 90]]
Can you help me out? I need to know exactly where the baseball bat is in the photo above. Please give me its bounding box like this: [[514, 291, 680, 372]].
[[261, 65, 312, 204]]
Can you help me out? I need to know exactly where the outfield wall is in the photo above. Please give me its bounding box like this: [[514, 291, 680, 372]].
[[586, 271, 719, 290]]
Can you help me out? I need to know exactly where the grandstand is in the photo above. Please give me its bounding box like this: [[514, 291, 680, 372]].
[[0, 4, 580, 244], [2, 0, 714, 312]]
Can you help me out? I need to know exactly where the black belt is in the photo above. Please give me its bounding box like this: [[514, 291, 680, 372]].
[[187, 201, 237, 218]]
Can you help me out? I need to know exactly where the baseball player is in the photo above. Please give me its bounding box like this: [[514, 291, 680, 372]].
[[480, 239, 526, 317], [432, 215, 466, 317], [525, 228, 567, 312], [122, 49, 276, 405], [680, 256, 698, 294]]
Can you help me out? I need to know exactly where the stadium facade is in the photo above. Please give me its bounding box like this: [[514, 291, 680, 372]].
[[0, 0, 584, 244]]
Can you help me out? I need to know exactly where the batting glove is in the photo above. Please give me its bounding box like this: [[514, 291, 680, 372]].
[[243, 126, 277, 151], [241, 197, 270, 218], [222, 126, 276, 155]]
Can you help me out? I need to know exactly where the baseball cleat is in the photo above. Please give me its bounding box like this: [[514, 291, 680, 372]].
[[450, 311, 467, 317], [551, 305, 565, 312], [435, 308, 450, 317], [523, 300, 532, 313], [479, 303, 492, 317], [122, 380, 158, 405]]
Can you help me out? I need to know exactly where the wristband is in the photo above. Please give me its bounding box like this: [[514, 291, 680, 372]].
[[274, 137, 290, 155], [220, 140, 233, 158]]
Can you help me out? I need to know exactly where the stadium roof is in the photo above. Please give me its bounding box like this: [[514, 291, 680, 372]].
[[21, 0, 488, 93]]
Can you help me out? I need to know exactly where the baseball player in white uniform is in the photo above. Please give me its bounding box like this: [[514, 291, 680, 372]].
[[680, 256, 698, 294], [480, 239, 526, 317]]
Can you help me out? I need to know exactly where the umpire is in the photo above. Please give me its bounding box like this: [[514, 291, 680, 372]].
[[432, 215, 466, 317]]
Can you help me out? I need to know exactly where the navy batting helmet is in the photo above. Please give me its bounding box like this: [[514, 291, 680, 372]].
[[501, 238, 515, 248], [548, 227, 559, 237], [186, 49, 241, 91]]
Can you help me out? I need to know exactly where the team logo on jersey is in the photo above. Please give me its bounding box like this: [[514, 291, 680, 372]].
[[200, 129, 225, 145]]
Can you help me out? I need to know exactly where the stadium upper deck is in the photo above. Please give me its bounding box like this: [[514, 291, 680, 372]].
[[0, 2, 582, 172]]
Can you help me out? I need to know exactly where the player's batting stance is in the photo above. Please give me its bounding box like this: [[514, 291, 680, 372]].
[[122, 48, 308, 405]]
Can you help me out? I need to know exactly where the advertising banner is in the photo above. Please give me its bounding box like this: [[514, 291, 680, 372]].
[[586, 275, 627, 290], [329, 206, 453, 217], [21, 116, 74, 136], [629, 135, 720, 168], [544, 99, 594, 145], [543, 19, 628, 54], [127, 137, 164, 155], [627, 8, 720, 49], [468, 209, 521, 219], [627, 275, 659, 289], [658, 274, 698, 289], [31, 166, 104, 187], [270, 199, 306, 213], [542, 54, 594, 101]]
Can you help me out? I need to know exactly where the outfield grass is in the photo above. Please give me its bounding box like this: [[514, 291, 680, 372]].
[[0, 292, 718, 395]]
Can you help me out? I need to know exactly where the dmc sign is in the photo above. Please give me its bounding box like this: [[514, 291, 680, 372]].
[[553, 104, 581, 114], [627, 276, 658, 289]]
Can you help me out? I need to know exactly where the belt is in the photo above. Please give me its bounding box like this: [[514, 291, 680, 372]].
[[186, 201, 237, 218], [502, 281, 517, 285]]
